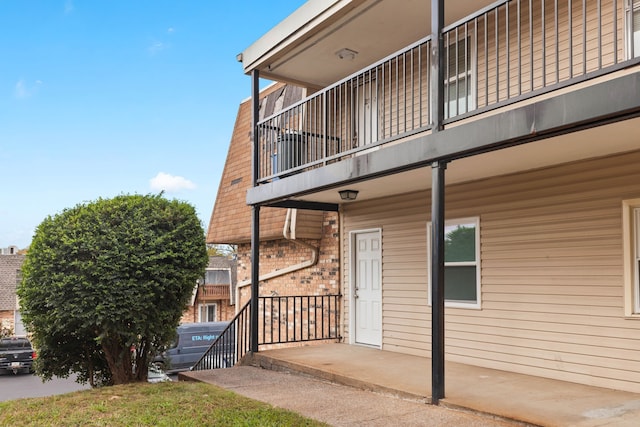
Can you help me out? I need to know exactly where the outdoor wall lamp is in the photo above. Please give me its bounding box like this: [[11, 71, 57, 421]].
[[339, 190, 359, 201]]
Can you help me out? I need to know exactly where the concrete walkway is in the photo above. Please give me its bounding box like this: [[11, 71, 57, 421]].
[[180, 344, 640, 426]]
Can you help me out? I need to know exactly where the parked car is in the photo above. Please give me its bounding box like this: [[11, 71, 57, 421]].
[[0, 337, 37, 375], [153, 322, 230, 373]]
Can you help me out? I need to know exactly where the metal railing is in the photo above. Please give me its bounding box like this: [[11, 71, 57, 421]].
[[192, 301, 250, 371], [256, 0, 639, 182], [192, 294, 341, 371], [258, 37, 432, 182], [443, 0, 633, 120]]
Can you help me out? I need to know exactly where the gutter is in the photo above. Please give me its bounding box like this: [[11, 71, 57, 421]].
[[236, 209, 319, 305]]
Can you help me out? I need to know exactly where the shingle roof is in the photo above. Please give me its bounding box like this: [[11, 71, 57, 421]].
[[206, 83, 305, 244]]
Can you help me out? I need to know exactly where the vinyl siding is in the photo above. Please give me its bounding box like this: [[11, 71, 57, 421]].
[[342, 149, 640, 393]]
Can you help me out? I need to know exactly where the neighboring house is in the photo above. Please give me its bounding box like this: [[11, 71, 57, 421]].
[[0, 246, 19, 255], [0, 252, 26, 336], [181, 256, 238, 323], [229, 0, 640, 399], [207, 83, 341, 314]]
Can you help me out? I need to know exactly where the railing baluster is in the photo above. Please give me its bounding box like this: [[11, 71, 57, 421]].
[[598, 0, 602, 70], [613, 0, 617, 64], [294, 296, 298, 341], [495, 7, 499, 102], [506, 2, 510, 100], [517, 0, 522, 95], [542, 0, 546, 88], [455, 26, 460, 116], [583, 0, 587, 75], [418, 43, 422, 128], [444, 32, 453, 119], [485, 12, 489, 106], [555, 0, 559, 84], [278, 296, 282, 343]]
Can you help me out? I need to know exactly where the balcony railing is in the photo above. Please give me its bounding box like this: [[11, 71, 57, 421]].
[[197, 284, 230, 300], [257, 0, 639, 182], [191, 294, 341, 371]]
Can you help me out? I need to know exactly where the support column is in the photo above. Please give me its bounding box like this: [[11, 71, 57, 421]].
[[430, 0, 446, 405], [431, 160, 447, 404], [430, 0, 445, 132], [250, 205, 260, 353], [250, 69, 260, 354]]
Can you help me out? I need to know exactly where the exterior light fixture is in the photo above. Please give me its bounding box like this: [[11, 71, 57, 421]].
[[335, 48, 358, 61], [339, 189, 359, 201]]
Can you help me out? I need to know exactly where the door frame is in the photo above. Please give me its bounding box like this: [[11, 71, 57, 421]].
[[348, 228, 383, 348]]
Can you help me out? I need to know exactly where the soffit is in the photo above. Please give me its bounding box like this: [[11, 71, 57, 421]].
[[242, 0, 495, 88]]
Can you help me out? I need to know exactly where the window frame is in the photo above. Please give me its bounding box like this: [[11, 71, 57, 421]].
[[427, 216, 482, 309], [623, 199, 640, 316], [626, 0, 640, 59], [444, 32, 476, 119], [205, 268, 231, 285], [198, 303, 218, 323]]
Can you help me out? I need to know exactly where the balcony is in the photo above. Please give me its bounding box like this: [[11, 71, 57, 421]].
[[197, 284, 230, 301], [255, 0, 640, 184]]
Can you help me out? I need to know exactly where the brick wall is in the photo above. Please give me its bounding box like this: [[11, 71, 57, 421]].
[[237, 211, 340, 306], [0, 255, 24, 311], [180, 298, 235, 323]]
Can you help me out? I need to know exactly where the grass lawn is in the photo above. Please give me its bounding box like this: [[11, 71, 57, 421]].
[[0, 381, 328, 426]]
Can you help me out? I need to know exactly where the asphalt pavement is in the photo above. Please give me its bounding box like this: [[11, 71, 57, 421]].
[[0, 372, 89, 401]]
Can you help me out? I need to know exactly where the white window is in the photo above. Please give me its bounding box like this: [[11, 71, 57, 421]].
[[623, 199, 640, 315], [627, 0, 640, 58], [444, 35, 475, 119], [198, 303, 217, 322], [428, 217, 481, 308], [205, 269, 231, 285]]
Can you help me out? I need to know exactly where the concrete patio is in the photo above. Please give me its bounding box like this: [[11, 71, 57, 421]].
[[181, 343, 640, 426]]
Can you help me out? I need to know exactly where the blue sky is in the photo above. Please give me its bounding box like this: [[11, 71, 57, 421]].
[[0, 0, 306, 249]]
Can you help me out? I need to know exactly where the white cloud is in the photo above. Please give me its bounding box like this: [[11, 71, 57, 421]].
[[149, 172, 196, 193], [149, 41, 164, 53], [14, 79, 42, 99], [167, 27, 175, 34]]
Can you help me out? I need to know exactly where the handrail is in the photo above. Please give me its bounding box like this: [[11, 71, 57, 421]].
[[191, 300, 251, 371], [191, 294, 341, 371]]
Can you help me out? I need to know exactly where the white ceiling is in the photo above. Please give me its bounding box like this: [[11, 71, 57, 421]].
[[246, 0, 496, 88]]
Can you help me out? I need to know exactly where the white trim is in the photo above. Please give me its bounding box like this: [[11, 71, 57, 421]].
[[623, 198, 640, 316], [626, 0, 640, 59], [427, 217, 482, 309], [348, 228, 383, 348], [198, 303, 218, 323], [444, 32, 477, 119]]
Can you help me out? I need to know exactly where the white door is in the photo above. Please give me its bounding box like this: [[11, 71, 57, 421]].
[[353, 230, 382, 347], [356, 81, 378, 147]]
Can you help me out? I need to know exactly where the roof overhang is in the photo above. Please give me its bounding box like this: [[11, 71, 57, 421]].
[[239, 0, 494, 88]]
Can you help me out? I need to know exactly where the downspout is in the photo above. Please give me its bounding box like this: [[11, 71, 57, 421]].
[[237, 208, 319, 293]]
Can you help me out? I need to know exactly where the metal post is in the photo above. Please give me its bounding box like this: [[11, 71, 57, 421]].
[[250, 69, 260, 354], [430, 0, 446, 405], [431, 160, 447, 404], [430, 0, 445, 132], [250, 205, 260, 353]]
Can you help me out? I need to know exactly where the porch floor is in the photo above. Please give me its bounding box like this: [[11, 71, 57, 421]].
[[182, 343, 640, 426]]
